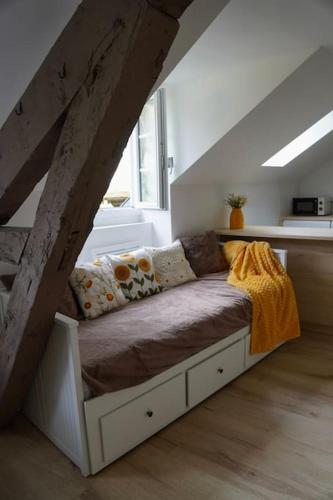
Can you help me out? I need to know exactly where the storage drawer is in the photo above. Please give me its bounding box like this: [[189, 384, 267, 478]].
[[187, 339, 244, 408], [100, 373, 186, 464]]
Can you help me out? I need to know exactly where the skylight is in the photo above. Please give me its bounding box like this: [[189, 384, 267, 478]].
[[262, 110, 333, 167]]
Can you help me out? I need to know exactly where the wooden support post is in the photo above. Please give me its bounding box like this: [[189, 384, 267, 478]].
[[0, 228, 30, 265], [0, 0, 192, 425]]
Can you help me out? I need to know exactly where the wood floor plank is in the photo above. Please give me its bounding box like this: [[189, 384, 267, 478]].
[[1, 329, 333, 500]]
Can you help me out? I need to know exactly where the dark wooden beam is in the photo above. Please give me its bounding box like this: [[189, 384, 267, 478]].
[[148, 0, 193, 18], [0, 228, 30, 265], [0, 0, 188, 425], [0, 115, 65, 225]]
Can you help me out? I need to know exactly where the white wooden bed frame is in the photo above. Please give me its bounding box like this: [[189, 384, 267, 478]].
[[0, 249, 287, 476]]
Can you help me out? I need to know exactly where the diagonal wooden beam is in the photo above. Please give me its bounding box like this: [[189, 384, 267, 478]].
[[0, 228, 30, 265], [0, 0, 191, 225], [0, 0, 109, 207], [0, 115, 65, 225], [0, 0, 192, 426], [148, 0, 193, 17]]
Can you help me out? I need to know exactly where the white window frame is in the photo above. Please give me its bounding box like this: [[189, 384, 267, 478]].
[[133, 88, 168, 210]]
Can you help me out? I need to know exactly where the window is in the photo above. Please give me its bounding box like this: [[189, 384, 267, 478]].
[[262, 110, 333, 167], [101, 141, 133, 208], [101, 89, 167, 210], [135, 89, 167, 208]]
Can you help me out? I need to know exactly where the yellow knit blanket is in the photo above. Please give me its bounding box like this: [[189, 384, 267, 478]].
[[225, 240, 300, 354]]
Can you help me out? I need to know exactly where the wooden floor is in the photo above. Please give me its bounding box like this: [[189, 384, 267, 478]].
[[1, 326, 333, 500]]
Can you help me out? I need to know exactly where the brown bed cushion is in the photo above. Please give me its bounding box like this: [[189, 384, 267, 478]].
[[78, 272, 252, 396], [180, 230, 228, 276], [0, 274, 83, 321]]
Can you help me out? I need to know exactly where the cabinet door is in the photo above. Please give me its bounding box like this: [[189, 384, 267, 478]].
[[283, 220, 331, 228]]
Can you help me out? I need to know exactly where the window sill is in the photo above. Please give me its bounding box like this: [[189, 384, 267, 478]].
[[93, 221, 150, 231], [94, 207, 143, 227]]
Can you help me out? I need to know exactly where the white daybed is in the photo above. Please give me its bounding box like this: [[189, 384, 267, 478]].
[[0, 248, 287, 476]]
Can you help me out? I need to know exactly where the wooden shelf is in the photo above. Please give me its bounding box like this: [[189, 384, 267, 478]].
[[215, 225, 333, 241], [281, 215, 333, 221]]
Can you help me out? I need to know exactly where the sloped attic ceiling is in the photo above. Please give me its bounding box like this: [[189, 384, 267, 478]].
[[166, 0, 333, 186], [152, 0, 230, 92], [0, 0, 229, 128], [175, 47, 333, 186]]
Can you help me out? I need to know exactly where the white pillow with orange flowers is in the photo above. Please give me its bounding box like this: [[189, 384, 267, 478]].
[[106, 248, 163, 302], [69, 256, 128, 319]]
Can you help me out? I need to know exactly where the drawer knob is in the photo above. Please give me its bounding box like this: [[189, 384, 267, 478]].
[[217, 368, 224, 374], [146, 410, 154, 418]]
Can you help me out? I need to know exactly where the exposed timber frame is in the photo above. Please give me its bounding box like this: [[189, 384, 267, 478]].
[[0, 0, 192, 425], [0, 228, 30, 265]]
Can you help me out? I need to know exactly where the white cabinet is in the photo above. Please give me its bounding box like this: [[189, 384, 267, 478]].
[[283, 220, 331, 228]]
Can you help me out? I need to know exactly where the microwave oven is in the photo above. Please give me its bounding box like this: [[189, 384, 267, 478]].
[[292, 197, 330, 216]]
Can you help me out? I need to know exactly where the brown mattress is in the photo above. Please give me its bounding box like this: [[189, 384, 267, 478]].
[[78, 272, 252, 396]]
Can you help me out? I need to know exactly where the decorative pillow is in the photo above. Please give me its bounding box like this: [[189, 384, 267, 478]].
[[180, 230, 229, 276], [145, 240, 196, 289], [69, 256, 128, 319], [106, 248, 163, 302], [0, 273, 83, 321], [223, 240, 249, 267]]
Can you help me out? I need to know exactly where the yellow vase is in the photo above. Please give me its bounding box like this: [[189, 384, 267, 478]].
[[229, 207, 244, 230]]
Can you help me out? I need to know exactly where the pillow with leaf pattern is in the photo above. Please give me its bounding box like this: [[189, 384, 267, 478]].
[[106, 248, 163, 302], [69, 256, 128, 319]]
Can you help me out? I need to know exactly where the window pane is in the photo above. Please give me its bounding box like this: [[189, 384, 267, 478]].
[[101, 140, 133, 208], [138, 95, 158, 205]]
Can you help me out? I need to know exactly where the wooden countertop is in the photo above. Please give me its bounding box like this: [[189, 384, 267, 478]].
[[215, 225, 333, 241]]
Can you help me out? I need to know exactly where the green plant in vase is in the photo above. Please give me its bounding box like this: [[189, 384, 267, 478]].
[[225, 193, 247, 229]]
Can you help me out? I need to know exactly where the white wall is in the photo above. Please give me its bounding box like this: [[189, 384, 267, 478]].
[[221, 184, 281, 227], [163, 0, 333, 236], [174, 48, 333, 187], [297, 158, 333, 199], [77, 222, 153, 263], [166, 48, 314, 180], [142, 209, 172, 246], [170, 184, 223, 239], [0, 0, 80, 128], [170, 153, 333, 234], [218, 181, 297, 227], [163, 0, 333, 181], [167, 48, 333, 231], [152, 0, 229, 93]]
